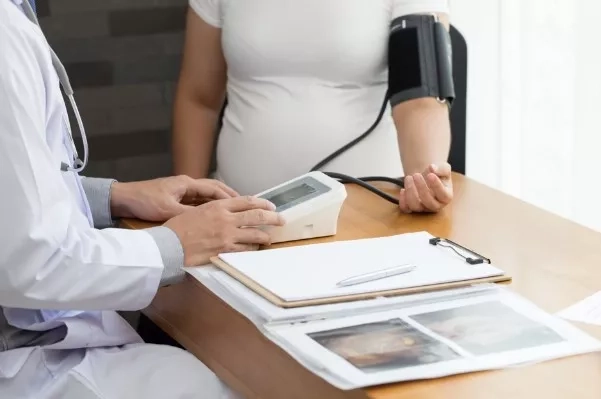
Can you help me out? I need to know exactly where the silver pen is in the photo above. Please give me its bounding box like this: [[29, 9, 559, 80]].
[[336, 264, 416, 287]]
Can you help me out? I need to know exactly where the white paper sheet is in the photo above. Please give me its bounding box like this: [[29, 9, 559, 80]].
[[558, 291, 601, 326], [185, 266, 499, 325], [264, 289, 601, 390], [183, 267, 601, 390], [218, 231, 505, 302]]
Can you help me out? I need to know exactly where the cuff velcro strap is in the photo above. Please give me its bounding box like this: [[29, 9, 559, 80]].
[[388, 14, 455, 108]]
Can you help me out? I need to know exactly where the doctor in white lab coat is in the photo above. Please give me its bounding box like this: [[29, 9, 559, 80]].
[[0, 1, 284, 398]]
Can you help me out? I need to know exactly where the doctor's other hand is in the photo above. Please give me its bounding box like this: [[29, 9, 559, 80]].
[[398, 163, 453, 213], [164, 196, 285, 267], [110, 175, 239, 222]]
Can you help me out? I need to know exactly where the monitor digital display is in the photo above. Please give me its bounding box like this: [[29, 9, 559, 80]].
[[267, 183, 317, 208]]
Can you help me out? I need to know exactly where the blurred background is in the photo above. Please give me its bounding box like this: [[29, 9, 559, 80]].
[[451, 0, 601, 232], [37, 0, 601, 232], [37, 0, 188, 182]]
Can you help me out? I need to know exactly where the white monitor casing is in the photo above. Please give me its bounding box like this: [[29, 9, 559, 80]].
[[255, 172, 347, 244]]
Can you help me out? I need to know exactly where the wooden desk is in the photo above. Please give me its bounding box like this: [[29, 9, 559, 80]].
[[122, 174, 601, 399]]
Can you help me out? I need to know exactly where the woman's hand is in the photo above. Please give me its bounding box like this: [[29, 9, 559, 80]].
[[398, 163, 453, 213]]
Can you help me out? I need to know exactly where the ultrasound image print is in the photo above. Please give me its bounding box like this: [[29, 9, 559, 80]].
[[309, 318, 462, 373], [410, 301, 565, 355]]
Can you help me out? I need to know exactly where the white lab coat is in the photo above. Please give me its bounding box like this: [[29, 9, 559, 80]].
[[0, 2, 239, 397]]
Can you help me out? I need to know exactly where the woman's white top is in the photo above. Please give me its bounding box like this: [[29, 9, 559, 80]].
[[189, 0, 450, 195]]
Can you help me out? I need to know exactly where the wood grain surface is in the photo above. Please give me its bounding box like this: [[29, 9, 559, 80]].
[[122, 173, 601, 399]]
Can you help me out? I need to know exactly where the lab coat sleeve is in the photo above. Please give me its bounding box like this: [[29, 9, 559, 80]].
[[78, 178, 186, 285], [80, 176, 116, 229], [145, 227, 186, 286], [0, 26, 166, 312]]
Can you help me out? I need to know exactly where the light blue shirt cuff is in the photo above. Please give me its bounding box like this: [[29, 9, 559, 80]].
[[80, 177, 116, 229], [145, 226, 185, 286]]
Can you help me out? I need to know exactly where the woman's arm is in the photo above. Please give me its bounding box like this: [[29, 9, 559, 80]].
[[172, 8, 227, 178], [390, 10, 454, 213], [393, 13, 451, 176], [394, 98, 451, 176]]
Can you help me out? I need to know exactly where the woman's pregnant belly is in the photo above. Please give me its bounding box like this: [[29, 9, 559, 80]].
[[215, 78, 402, 195]]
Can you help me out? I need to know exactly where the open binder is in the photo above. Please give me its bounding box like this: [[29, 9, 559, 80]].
[[210, 231, 512, 308], [186, 265, 599, 391]]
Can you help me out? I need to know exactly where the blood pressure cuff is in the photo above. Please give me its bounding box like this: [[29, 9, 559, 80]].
[[388, 14, 455, 108]]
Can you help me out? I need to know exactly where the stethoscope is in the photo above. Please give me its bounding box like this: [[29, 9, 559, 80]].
[[21, 0, 89, 173]]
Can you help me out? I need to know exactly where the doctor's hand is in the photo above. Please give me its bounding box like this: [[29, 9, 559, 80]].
[[398, 163, 453, 213], [110, 175, 238, 222], [164, 196, 285, 267]]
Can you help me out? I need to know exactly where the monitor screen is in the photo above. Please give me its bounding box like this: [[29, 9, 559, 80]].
[[267, 183, 317, 208]]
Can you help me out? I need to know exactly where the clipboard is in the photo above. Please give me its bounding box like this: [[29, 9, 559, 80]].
[[210, 236, 512, 309]]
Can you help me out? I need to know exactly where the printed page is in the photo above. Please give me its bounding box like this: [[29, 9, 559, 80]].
[[217, 231, 505, 302], [264, 289, 601, 390], [211, 270, 500, 323], [184, 266, 267, 326], [185, 267, 499, 325], [558, 291, 601, 326]]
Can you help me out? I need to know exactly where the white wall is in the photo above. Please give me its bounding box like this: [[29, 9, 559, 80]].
[[449, 0, 601, 232], [448, 0, 503, 189]]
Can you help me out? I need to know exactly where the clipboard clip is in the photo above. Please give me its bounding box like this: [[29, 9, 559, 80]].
[[429, 237, 491, 265]]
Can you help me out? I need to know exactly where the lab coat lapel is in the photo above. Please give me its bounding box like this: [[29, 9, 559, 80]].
[[2, 0, 141, 366]]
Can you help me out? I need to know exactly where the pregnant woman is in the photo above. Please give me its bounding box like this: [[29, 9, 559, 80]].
[[172, 0, 454, 213]]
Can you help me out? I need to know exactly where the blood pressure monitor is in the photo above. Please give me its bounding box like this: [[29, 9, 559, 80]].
[[255, 172, 347, 243]]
